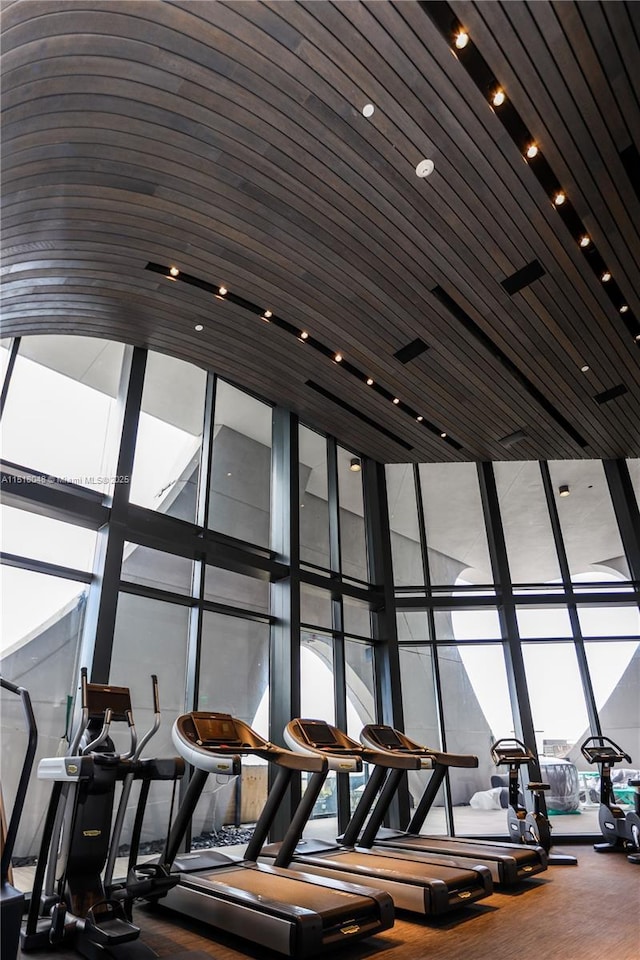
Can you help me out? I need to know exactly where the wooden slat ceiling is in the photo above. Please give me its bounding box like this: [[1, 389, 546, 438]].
[[1, 0, 639, 464]]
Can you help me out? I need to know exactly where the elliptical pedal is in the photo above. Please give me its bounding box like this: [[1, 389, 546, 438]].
[[82, 901, 140, 946]]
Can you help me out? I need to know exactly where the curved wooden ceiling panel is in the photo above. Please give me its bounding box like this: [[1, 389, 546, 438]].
[[1, 0, 639, 463]]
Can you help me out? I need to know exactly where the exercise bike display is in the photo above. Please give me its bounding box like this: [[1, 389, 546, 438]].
[[21, 668, 209, 960], [491, 738, 577, 866], [580, 735, 640, 863]]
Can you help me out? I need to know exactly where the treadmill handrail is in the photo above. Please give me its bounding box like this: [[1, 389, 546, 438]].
[[360, 725, 479, 769]]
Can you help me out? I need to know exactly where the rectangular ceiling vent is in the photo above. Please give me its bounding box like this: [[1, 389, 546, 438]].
[[501, 260, 545, 295], [594, 384, 628, 405], [305, 381, 413, 450], [393, 338, 429, 364]]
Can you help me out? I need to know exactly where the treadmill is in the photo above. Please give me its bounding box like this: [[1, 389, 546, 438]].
[[356, 724, 547, 885], [156, 711, 394, 957], [261, 719, 493, 915]]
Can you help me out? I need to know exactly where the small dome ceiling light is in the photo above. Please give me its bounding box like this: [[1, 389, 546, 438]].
[[601, 271, 611, 283], [218, 286, 227, 296], [300, 331, 309, 340], [492, 89, 506, 107], [334, 353, 343, 363], [553, 191, 566, 206], [581, 364, 590, 373], [417, 415, 423, 422], [362, 103, 375, 118], [195, 324, 203, 332], [620, 304, 629, 313], [169, 265, 180, 277], [350, 457, 362, 472], [416, 158, 435, 178], [579, 235, 591, 248], [366, 377, 374, 385], [263, 309, 272, 318], [440, 432, 448, 439], [526, 143, 539, 159], [635, 333, 640, 341], [455, 31, 469, 49], [558, 484, 571, 498], [393, 397, 400, 404]]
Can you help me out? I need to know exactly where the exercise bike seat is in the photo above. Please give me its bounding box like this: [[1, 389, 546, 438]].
[[527, 782, 550, 792]]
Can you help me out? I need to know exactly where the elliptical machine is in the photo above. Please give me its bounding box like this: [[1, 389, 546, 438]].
[[581, 736, 640, 863], [21, 668, 209, 960], [491, 738, 577, 866]]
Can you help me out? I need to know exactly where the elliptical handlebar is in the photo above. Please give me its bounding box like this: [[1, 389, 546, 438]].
[[580, 735, 632, 766], [0, 676, 38, 883]]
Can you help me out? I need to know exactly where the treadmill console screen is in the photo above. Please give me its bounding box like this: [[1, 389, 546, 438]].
[[372, 726, 405, 749], [299, 720, 339, 748], [193, 715, 240, 744]]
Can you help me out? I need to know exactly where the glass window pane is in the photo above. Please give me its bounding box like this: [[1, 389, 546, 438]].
[[343, 596, 371, 639], [121, 542, 193, 596], [1, 338, 12, 386], [516, 605, 573, 638], [494, 461, 561, 583], [548, 460, 630, 581], [0, 576, 86, 873], [300, 583, 332, 629], [301, 631, 335, 723], [386, 464, 424, 587], [577, 605, 640, 638], [399, 645, 444, 833], [110, 593, 190, 853], [584, 641, 639, 775], [436, 607, 501, 641], [628, 459, 639, 509], [130, 352, 206, 522], [337, 446, 368, 582], [345, 640, 376, 739], [300, 426, 330, 569], [396, 611, 429, 643], [208, 381, 272, 547], [1, 336, 124, 491], [204, 565, 269, 614], [1, 505, 97, 571], [439, 645, 515, 836], [199, 611, 269, 732], [419, 463, 493, 586]]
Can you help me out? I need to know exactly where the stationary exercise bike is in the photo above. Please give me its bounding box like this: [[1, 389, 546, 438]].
[[580, 736, 640, 864], [491, 738, 577, 866]]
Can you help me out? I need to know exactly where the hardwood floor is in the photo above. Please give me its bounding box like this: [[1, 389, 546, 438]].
[[17, 847, 639, 960]]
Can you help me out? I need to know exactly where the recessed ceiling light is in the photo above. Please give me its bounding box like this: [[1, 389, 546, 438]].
[[300, 331, 309, 340], [263, 309, 272, 318], [194, 324, 203, 332], [227, 472, 232, 477], [416, 158, 435, 178], [526, 144, 539, 159], [579, 235, 590, 248], [581, 364, 589, 373], [440, 432, 447, 438], [553, 191, 566, 206], [334, 353, 343, 363], [169, 266, 180, 277], [218, 286, 227, 296], [393, 397, 400, 404], [417, 415, 423, 422], [362, 103, 375, 118], [620, 304, 629, 313], [492, 89, 505, 107], [366, 377, 374, 385], [601, 271, 611, 283], [455, 31, 469, 49], [350, 457, 362, 472], [558, 484, 571, 498]]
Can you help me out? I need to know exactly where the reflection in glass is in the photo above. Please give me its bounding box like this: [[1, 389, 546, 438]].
[[300, 427, 330, 569], [208, 381, 272, 546], [548, 460, 630, 581], [337, 446, 368, 582], [1, 336, 124, 491], [494, 461, 561, 583], [131, 352, 206, 522], [386, 464, 424, 586], [419, 463, 493, 586]]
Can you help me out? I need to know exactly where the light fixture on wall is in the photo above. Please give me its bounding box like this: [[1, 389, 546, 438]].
[[350, 457, 362, 472], [558, 484, 571, 498]]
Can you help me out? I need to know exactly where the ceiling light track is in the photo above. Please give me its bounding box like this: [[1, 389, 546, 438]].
[[419, 2, 640, 347], [145, 261, 461, 449]]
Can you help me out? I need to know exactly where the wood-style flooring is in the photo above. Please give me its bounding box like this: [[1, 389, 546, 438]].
[[17, 846, 639, 960]]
